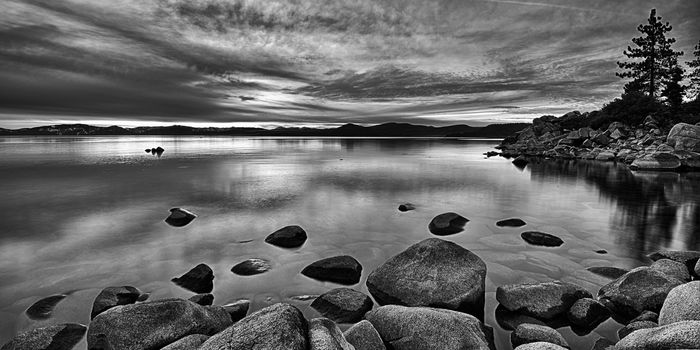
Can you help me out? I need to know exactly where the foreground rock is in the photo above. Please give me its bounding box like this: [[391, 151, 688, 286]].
[[496, 218, 526, 227], [658, 281, 700, 325], [231, 258, 272, 275], [1, 323, 86, 350], [265, 225, 308, 248], [25, 294, 67, 320], [428, 212, 469, 235], [343, 320, 385, 350], [366, 238, 486, 318], [200, 303, 308, 350], [302, 256, 363, 285], [510, 323, 569, 348], [87, 298, 231, 350], [164, 207, 197, 227], [597, 266, 683, 320], [171, 263, 214, 293], [650, 258, 690, 281], [161, 334, 209, 350], [308, 318, 354, 350], [615, 320, 700, 350], [311, 288, 373, 323], [521, 231, 564, 247], [667, 122, 700, 152], [91, 286, 142, 319], [496, 281, 591, 320], [365, 305, 493, 350], [566, 297, 610, 329]]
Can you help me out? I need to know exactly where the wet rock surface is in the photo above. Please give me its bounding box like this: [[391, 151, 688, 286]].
[[496, 218, 527, 227], [171, 263, 214, 293], [521, 231, 564, 247], [302, 256, 363, 285], [496, 281, 591, 320], [164, 207, 197, 227], [231, 258, 272, 276], [265, 225, 308, 248]]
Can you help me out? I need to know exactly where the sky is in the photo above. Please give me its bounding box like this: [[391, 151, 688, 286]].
[[0, 0, 698, 128]]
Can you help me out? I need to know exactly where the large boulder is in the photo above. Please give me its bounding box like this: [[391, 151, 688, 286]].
[[597, 266, 684, 321], [366, 238, 486, 318], [161, 334, 209, 350], [428, 212, 469, 235], [667, 122, 700, 152], [171, 263, 214, 293], [308, 318, 354, 350], [302, 256, 363, 285], [650, 259, 690, 281], [496, 281, 591, 320], [615, 320, 700, 350], [1, 324, 86, 350], [311, 288, 373, 323], [647, 250, 700, 275], [91, 286, 142, 319], [265, 225, 307, 248], [658, 281, 700, 325], [365, 305, 492, 350], [510, 323, 569, 348], [343, 320, 385, 350], [629, 152, 681, 170], [199, 303, 308, 350], [87, 298, 231, 350], [566, 297, 610, 329]]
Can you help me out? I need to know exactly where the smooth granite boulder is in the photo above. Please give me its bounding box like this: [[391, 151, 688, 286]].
[[566, 298, 610, 329], [615, 321, 700, 349], [597, 266, 683, 320], [91, 286, 142, 319], [311, 288, 373, 323], [658, 281, 700, 325], [428, 212, 469, 235], [496, 281, 591, 320], [171, 263, 214, 293], [308, 318, 355, 350], [496, 218, 527, 227], [618, 320, 657, 339], [667, 122, 700, 152], [199, 303, 308, 350], [160, 334, 209, 350], [365, 305, 492, 350], [510, 324, 569, 349], [647, 250, 700, 273], [302, 256, 363, 285], [265, 225, 307, 248], [521, 231, 564, 247], [231, 258, 272, 276], [1, 323, 86, 350], [514, 343, 568, 350], [366, 238, 486, 318], [87, 298, 231, 350], [343, 320, 385, 350], [164, 208, 197, 227], [650, 259, 690, 281]]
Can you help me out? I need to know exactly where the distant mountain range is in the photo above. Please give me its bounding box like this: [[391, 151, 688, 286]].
[[0, 122, 529, 138]]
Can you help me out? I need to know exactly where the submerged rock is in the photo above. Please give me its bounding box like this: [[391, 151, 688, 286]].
[[398, 203, 416, 212], [496, 218, 527, 227], [428, 212, 469, 235], [510, 323, 569, 348], [26, 294, 67, 320], [615, 321, 700, 350], [308, 318, 354, 350], [496, 281, 592, 320], [231, 258, 272, 276], [91, 286, 142, 319], [302, 256, 363, 285], [265, 225, 308, 248], [366, 238, 486, 318], [566, 297, 610, 329], [586, 266, 629, 279], [164, 207, 197, 227], [171, 263, 214, 293], [658, 281, 700, 325], [343, 320, 385, 350], [311, 288, 373, 323], [1, 323, 86, 350], [521, 231, 564, 247]]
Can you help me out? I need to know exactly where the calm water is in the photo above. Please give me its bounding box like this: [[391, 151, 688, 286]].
[[1, 136, 699, 349]]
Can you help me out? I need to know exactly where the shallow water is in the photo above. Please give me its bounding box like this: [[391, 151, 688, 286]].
[[0, 136, 698, 349]]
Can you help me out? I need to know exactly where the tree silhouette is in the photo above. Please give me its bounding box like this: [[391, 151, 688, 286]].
[[688, 40, 700, 100], [661, 64, 685, 110], [617, 9, 683, 99]]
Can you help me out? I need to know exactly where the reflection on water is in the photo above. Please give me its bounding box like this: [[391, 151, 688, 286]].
[[0, 136, 698, 348]]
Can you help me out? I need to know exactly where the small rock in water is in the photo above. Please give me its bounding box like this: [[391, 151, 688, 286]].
[[231, 258, 271, 276], [188, 293, 214, 306], [484, 151, 499, 157], [171, 263, 214, 293], [398, 203, 416, 212], [1, 323, 87, 350], [145, 149, 151, 153], [566, 297, 610, 329], [265, 225, 307, 248], [311, 288, 373, 323], [222, 299, 250, 322], [26, 294, 67, 320], [512, 155, 529, 167], [496, 218, 527, 227], [595, 249, 608, 254], [521, 231, 564, 247], [428, 212, 469, 235], [91, 286, 142, 319], [510, 323, 569, 349], [301, 256, 363, 285], [164, 207, 197, 227], [586, 266, 629, 279]]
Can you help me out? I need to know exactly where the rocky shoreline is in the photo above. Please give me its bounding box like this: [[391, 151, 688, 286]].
[[495, 111, 700, 171], [2, 209, 699, 350]]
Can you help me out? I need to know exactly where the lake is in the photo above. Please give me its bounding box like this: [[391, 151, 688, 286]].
[[0, 136, 698, 349]]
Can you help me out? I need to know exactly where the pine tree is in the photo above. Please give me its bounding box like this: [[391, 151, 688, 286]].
[[617, 9, 683, 99], [688, 40, 700, 100], [661, 64, 684, 110]]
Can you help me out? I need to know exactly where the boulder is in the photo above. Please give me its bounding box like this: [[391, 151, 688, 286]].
[[171, 263, 214, 293], [586, 266, 629, 279], [311, 288, 373, 323], [496, 218, 527, 227], [615, 320, 700, 350], [566, 298, 610, 329], [365, 305, 492, 350], [647, 250, 700, 274], [366, 238, 486, 318], [164, 207, 197, 227], [618, 321, 657, 339], [512, 155, 529, 167], [514, 343, 568, 350], [673, 150, 700, 168], [343, 320, 385, 350], [629, 152, 681, 170], [667, 122, 700, 152], [656, 143, 675, 152], [91, 286, 142, 319], [161, 334, 209, 350], [428, 212, 469, 235], [597, 266, 684, 320], [658, 281, 700, 325], [496, 281, 592, 320], [87, 299, 231, 350], [231, 258, 271, 276], [308, 318, 354, 350], [510, 323, 569, 348], [265, 225, 307, 248], [595, 151, 615, 161], [521, 231, 564, 247], [1, 324, 86, 350], [398, 203, 416, 212], [25, 294, 67, 320], [222, 299, 250, 322], [199, 303, 308, 350], [188, 293, 214, 306], [650, 259, 690, 281], [302, 256, 363, 285]]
